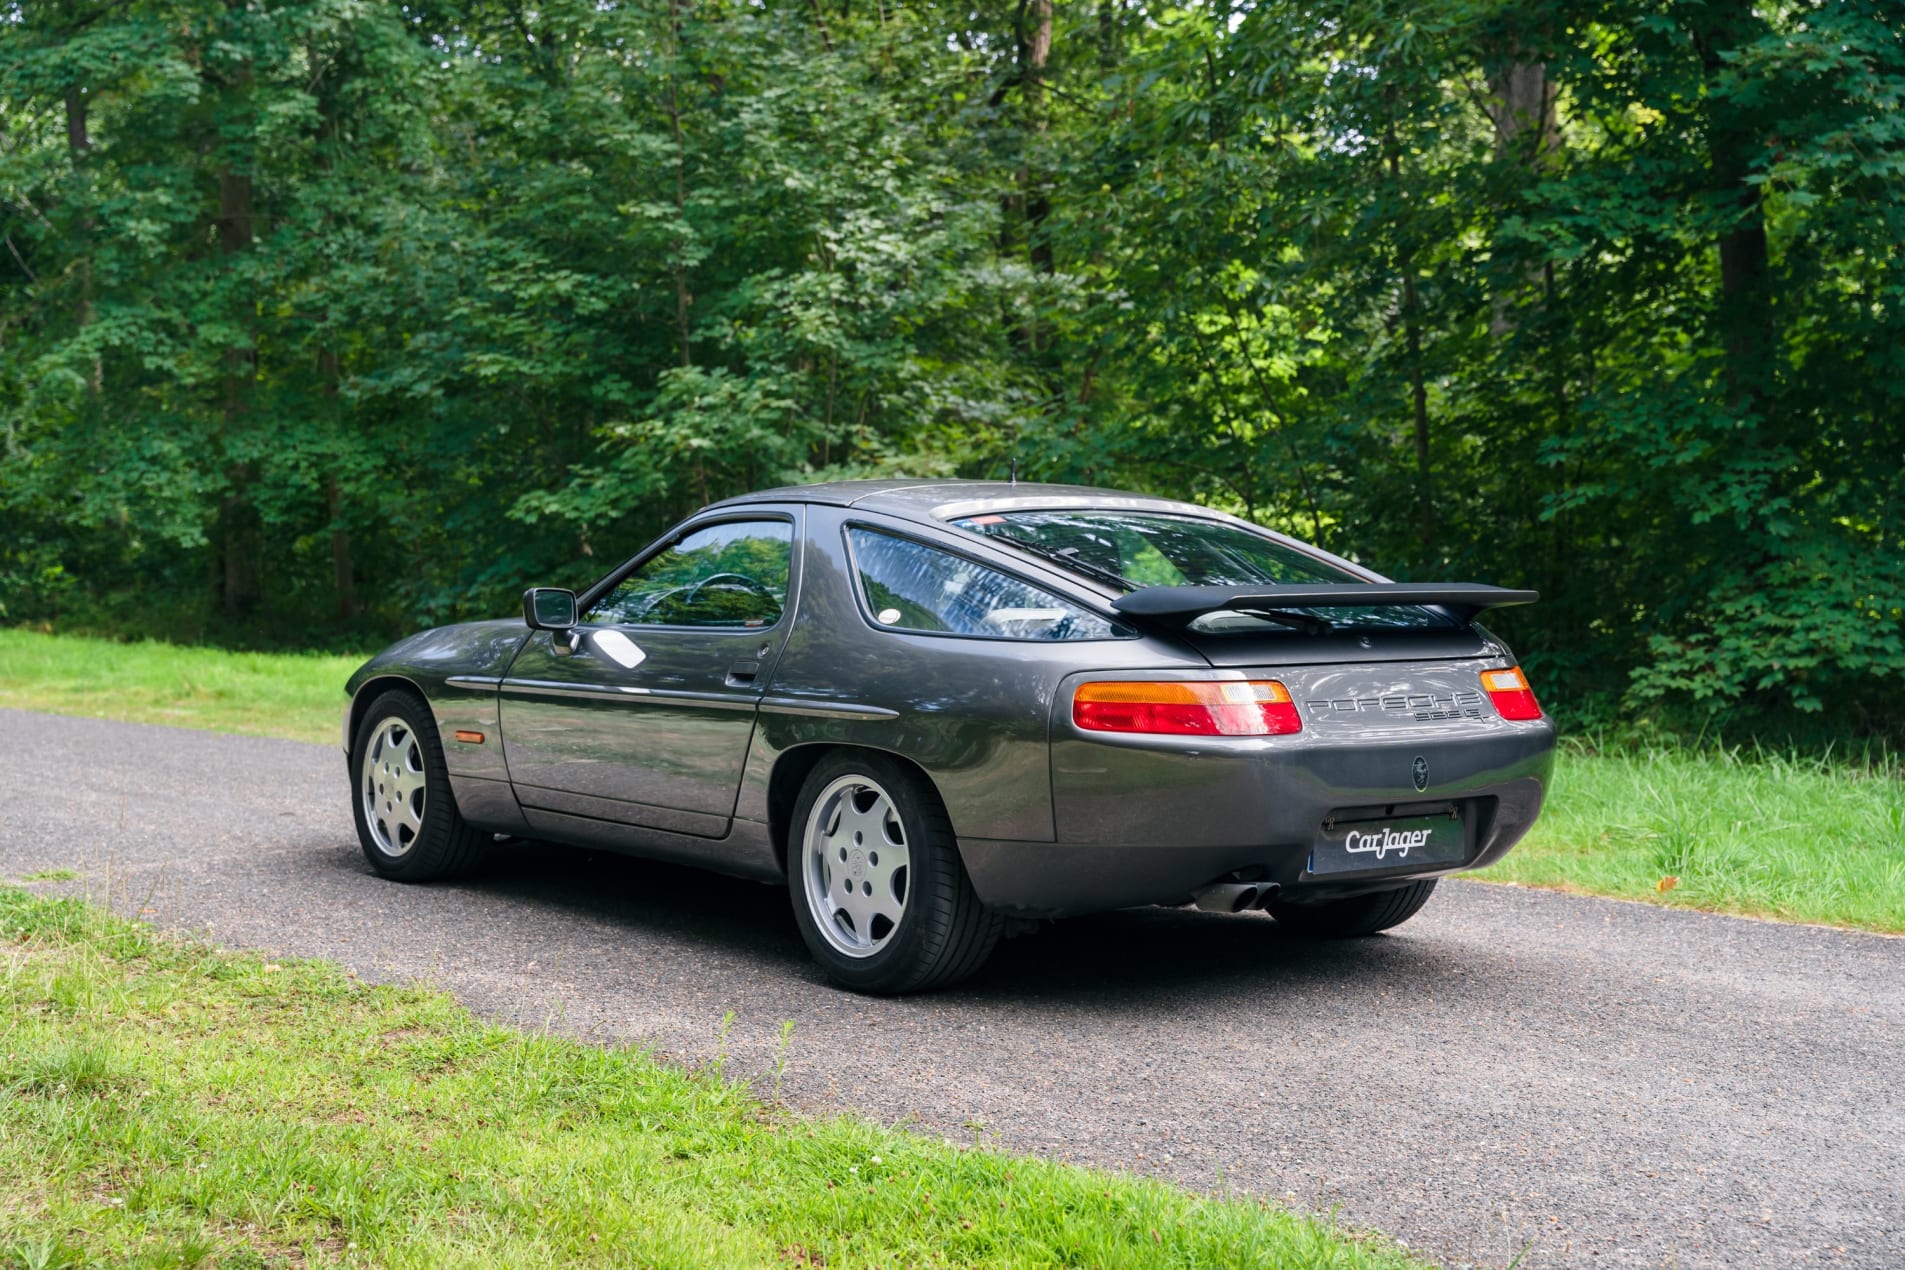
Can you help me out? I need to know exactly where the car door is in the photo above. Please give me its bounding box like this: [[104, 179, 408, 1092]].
[[500, 511, 799, 838]]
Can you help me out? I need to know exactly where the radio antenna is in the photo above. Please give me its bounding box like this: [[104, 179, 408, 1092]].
[[1009, 456, 1018, 485]]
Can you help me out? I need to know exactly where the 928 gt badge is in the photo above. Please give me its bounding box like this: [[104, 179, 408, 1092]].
[[1411, 755, 1430, 791]]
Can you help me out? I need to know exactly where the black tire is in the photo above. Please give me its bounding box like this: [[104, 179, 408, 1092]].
[[786, 752, 1002, 994], [350, 689, 488, 882], [1267, 879, 1438, 938]]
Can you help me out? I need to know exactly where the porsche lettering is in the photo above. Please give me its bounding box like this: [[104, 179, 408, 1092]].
[[1303, 691, 1485, 721]]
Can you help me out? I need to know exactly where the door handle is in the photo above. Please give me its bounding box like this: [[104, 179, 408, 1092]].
[[726, 659, 760, 686]]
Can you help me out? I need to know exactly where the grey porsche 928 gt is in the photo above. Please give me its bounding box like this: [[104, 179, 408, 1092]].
[[343, 480, 1555, 993]]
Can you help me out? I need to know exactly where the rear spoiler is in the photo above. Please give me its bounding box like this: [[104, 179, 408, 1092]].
[[1110, 583, 1538, 631]]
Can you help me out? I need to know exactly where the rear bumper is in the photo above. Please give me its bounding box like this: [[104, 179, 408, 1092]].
[[959, 723, 1554, 917]]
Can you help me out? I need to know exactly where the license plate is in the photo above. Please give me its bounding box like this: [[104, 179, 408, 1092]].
[[1308, 814, 1467, 876]]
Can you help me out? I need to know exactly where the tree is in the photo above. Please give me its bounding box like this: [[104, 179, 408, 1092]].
[[2, 0, 1899, 735]]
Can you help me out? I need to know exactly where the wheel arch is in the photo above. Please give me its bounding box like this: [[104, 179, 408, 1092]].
[[345, 674, 430, 758], [766, 742, 947, 866]]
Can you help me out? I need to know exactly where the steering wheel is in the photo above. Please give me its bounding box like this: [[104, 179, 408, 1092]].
[[680, 572, 778, 610]]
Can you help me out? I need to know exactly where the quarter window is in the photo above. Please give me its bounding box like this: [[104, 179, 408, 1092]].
[[849, 529, 1122, 641], [587, 520, 792, 628]]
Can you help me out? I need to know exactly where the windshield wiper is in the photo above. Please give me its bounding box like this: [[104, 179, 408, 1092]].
[[985, 534, 1141, 593]]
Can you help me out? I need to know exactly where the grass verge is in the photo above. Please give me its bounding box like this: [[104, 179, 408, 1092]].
[[0, 629, 360, 747], [0, 889, 1417, 1269], [1480, 741, 1905, 933]]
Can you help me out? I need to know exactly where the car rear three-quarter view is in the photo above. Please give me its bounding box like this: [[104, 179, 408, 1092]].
[[341, 480, 1557, 994]]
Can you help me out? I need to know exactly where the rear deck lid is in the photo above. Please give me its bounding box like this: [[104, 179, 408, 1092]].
[[1268, 658, 1520, 737]]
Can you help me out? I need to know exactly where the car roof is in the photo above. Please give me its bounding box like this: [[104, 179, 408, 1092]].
[[704, 479, 1223, 527]]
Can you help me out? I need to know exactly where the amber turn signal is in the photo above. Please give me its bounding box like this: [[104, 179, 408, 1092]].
[[1480, 667, 1543, 721], [453, 730, 486, 744]]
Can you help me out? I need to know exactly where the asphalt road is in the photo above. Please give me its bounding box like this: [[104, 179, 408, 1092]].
[[2, 709, 1900, 1268]]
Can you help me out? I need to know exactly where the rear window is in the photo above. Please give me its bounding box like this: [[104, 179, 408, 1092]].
[[950, 510, 1452, 632]]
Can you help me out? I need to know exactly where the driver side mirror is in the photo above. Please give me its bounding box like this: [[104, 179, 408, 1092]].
[[522, 587, 578, 631]]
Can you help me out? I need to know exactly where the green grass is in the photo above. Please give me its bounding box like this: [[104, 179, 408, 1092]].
[[5, 629, 1901, 932], [0, 889, 1417, 1269], [1480, 740, 1905, 933], [0, 629, 361, 747]]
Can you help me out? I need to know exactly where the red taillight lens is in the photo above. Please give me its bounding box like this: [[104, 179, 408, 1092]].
[[1073, 680, 1303, 736], [1481, 667, 1543, 721]]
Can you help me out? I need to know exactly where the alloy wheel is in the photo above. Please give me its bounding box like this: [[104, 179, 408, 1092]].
[[361, 716, 427, 857], [801, 774, 911, 958]]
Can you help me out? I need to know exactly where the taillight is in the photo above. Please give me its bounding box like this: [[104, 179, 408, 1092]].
[[1073, 680, 1302, 737], [1481, 667, 1543, 721]]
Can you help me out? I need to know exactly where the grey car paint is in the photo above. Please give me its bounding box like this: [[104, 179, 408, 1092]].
[[499, 506, 805, 840], [344, 479, 1556, 917]]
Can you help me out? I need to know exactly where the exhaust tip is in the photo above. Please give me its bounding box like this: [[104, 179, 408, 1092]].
[[1191, 882, 1264, 914]]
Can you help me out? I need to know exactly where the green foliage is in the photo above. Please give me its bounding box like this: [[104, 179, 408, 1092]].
[[2, 0, 1900, 734]]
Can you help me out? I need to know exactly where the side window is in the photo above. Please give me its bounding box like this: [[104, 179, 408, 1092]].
[[848, 529, 1122, 641], [587, 520, 792, 628]]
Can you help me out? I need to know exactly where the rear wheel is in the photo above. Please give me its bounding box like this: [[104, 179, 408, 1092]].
[[1268, 879, 1438, 938], [787, 752, 1002, 994], [351, 690, 488, 882]]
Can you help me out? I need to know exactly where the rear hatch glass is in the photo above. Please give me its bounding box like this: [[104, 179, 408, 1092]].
[[950, 509, 1456, 634]]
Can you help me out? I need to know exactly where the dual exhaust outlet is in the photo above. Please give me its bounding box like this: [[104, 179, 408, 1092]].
[[1190, 881, 1276, 914]]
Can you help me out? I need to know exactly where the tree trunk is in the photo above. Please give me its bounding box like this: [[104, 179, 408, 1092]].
[[216, 166, 261, 619], [663, 0, 704, 501], [1486, 61, 1558, 170], [1095, 0, 1119, 70], [64, 86, 101, 393], [1404, 268, 1432, 565], [64, 86, 90, 154], [1020, 0, 1054, 284], [666, 0, 693, 371], [999, 0, 1055, 361], [326, 475, 358, 621], [1386, 142, 1433, 568], [1483, 51, 1560, 334], [321, 348, 358, 621], [1695, 2, 1774, 414]]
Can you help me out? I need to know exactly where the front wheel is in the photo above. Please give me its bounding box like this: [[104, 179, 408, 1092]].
[[1267, 879, 1438, 938], [787, 752, 1002, 994], [351, 690, 488, 882]]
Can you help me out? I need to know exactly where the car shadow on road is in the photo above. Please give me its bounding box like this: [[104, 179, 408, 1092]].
[[973, 904, 1473, 1006], [323, 836, 1476, 1008]]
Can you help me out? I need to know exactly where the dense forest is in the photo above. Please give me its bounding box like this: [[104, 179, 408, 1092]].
[[2, 0, 1901, 736]]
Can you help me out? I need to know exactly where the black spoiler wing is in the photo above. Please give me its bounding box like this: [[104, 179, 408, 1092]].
[[1110, 583, 1538, 631]]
